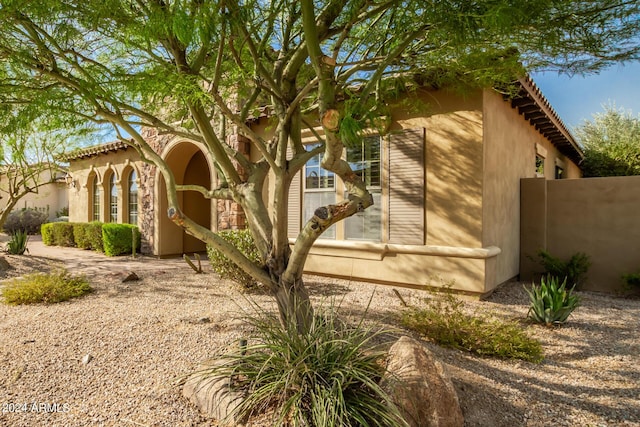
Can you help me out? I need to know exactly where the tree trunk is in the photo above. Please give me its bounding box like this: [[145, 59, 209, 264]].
[[273, 275, 313, 334]]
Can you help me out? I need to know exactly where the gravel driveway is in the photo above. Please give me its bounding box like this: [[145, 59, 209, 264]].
[[1, 241, 639, 426]]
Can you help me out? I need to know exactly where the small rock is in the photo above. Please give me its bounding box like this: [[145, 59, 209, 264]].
[[197, 317, 211, 324], [122, 272, 140, 283], [82, 354, 93, 365], [0, 256, 11, 271]]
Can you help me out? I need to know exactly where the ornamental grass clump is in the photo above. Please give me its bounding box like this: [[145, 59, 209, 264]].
[[197, 305, 406, 427], [525, 275, 580, 326], [400, 288, 543, 363], [1, 269, 92, 305]]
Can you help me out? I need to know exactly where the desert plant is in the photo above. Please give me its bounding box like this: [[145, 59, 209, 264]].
[[56, 206, 69, 218], [536, 249, 591, 287], [102, 223, 140, 256], [131, 227, 139, 258], [525, 275, 580, 326], [1, 269, 92, 305], [195, 305, 406, 427], [2, 208, 48, 235], [622, 272, 640, 289], [207, 229, 262, 290], [5, 230, 29, 255], [400, 288, 543, 362]]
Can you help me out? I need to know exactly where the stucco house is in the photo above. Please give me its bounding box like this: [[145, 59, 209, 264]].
[[65, 77, 583, 297], [0, 168, 69, 222]]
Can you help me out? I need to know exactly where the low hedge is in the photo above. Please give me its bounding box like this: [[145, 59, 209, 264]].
[[41, 222, 76, 247], [72, 222, 104, 251], [86, 222, 104, 252], [41, 223, 55, 246], [42, 221, 135, 256], [102, 223, 140, 256], [73, 223, 92, 249]]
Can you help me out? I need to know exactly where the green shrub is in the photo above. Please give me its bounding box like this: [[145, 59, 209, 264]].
[[102, 223, 140, 256], [87, 222, 104, 252], [207, 229, 262, 290], [400, 289, 543, 363], [5, 230, 29, 255], [525, 275, 580, 326], [622, 272, 640, 289], [1, 269, 92, 305], [41, 223, 54, 245], [194, 306, 405, 426], [3, 208, 48, 234], [51, 222, 75, 247], [72, 223, 92, 249], [536, 249, 591, 287]]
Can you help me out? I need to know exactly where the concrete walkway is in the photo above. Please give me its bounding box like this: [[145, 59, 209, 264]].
[[5, 234, 191, 277]]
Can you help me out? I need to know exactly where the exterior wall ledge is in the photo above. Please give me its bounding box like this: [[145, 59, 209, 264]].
[[288, 238, 501, 261]]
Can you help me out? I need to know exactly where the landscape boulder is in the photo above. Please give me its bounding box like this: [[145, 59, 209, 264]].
[[382, 336, 464, 427], [182, 362, 246, 426]]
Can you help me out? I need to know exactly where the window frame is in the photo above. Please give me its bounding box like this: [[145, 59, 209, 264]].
[[344, 135, 383, 242], [301, 135, 385, 242], [91, 174, 101, 222], [127, 169, 138, 225], [302, 144, 337, 239], [109, 172, 118, 223]]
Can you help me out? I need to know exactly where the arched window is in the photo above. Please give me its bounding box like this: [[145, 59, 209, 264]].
[[91, 175, 100, 221], [128, 170, 138, 224], [109, 173, 118, 223]]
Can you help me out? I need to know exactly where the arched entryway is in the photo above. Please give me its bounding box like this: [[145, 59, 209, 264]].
[[157, 142, 213, 256]]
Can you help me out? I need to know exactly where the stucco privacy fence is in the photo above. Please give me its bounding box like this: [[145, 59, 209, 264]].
[[521, 175, 640, 293]]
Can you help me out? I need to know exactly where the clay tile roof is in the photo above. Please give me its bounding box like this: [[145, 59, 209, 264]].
[[512, 77, 584, 165], [62, 140, 129, 161]]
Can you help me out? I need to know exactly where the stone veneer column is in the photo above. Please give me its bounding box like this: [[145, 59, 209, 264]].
[[217, 132, 250, 230], [138, 127, 175, 254]]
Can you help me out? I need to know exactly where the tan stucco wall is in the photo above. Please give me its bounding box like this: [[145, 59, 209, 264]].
[[521, 176, 640, 293], [482, 90, 581, 292], [68, 148, 142, 224], [7, 182, 68, 220], [392, 88, 484, 248], [303, 244, 488, 294], [288, 88, 494, 294]]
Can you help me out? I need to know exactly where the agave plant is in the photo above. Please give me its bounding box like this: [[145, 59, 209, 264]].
[[6, 230, 29, 255], [525, 275, 580, 326]]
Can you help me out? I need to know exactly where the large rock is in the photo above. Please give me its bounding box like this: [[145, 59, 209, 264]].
[[0, 256, 11, 271], [382, 336, 464, 427], [182, 362, 246, 426]]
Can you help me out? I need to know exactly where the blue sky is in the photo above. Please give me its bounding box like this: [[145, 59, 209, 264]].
[[531, 61, 640, 133]]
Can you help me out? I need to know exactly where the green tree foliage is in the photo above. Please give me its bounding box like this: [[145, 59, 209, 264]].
[[574, 104, 640, 177], [0, 116, 84, 229], [0, 0, 638, 332]]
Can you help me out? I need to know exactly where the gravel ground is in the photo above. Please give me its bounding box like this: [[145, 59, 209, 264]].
[[0, 250, 639, 427]]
